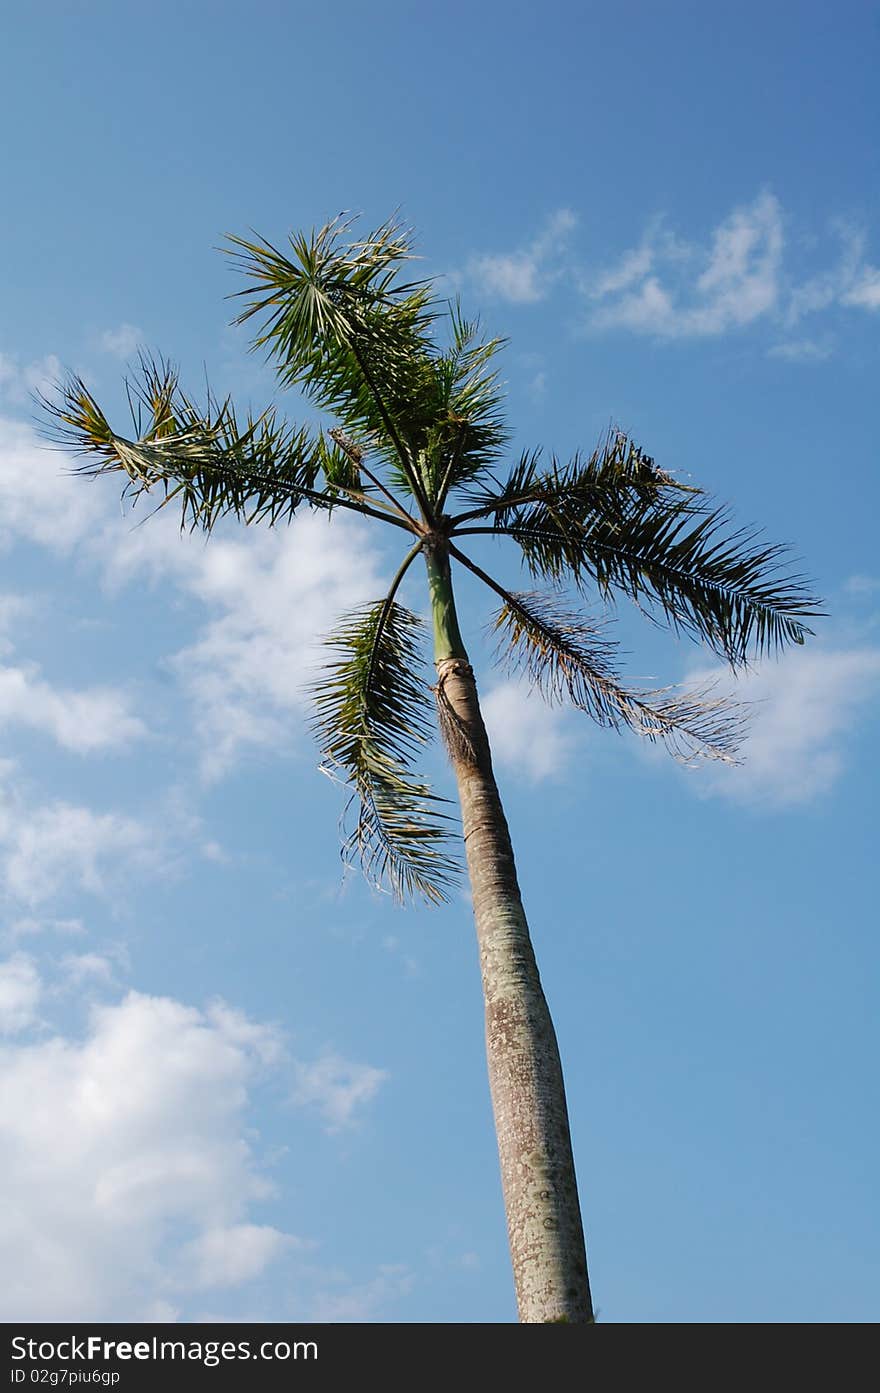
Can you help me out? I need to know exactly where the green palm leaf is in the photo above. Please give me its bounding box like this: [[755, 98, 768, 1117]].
[[454, 431, 689, 524], [491, 588, 745, 764], [228, 224, 511, 518], [311, 599, 459, 903], [424, 305, 510, 505], [227, 216, 437, 516], [37, 357, 414, 536], [573, 503, 816, 663], [453, 432, 821, 666]]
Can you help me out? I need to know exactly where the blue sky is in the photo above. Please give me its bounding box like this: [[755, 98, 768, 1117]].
[[0, 0, 877, 1322]]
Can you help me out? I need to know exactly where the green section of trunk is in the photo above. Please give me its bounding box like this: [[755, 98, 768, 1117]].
[[424, 541, 468, 662]]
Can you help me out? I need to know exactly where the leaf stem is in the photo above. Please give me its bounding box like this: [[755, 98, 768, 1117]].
[[350, 342, 434, 523], [365, 539, 426, 694]]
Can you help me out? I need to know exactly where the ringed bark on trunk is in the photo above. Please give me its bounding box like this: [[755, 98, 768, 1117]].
[[426, 541, 593, 1324]]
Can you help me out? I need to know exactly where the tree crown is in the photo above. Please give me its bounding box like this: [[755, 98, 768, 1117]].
[[40, 215, 822, 902]]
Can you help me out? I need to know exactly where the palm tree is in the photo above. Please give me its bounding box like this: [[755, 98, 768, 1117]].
[[41, 216, 819, 1324]]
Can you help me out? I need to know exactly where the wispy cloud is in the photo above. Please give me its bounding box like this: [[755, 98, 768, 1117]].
[[527, 369, 547, 402], [841, 265, 880, 310], [481, 680, 580, 782], [0, 760, 212, 911], [0, 794, 155, 906], [844, 574, 880, 596], [591, 240, 658, 298], [463, 209, 576, 303], [0, 353, 62, 406], [589, 192, 784, 338], [98, 324, 144, 359], [577, 196, 880, 347], [0, 594, 34, 656], [174, 1224, 299, 1291], [689, 645, 880, 806], [308, 1264, 413, 1322], [164, 513, 388, 779], [59, 951, 118, 987], [0, 415, 103, 553], [292, 1050, 388, 1132], [4, 916, 86, 944], [784, 222, 864, 324], [0, 660, 145, 753], [766, 337, 833, 362], [0, 952, 42, 1033], [782, 220, 880, 330], [0, 417, 386, 779]]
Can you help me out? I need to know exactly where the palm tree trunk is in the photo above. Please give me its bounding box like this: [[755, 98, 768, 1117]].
[[425, 541, 593, 1324]]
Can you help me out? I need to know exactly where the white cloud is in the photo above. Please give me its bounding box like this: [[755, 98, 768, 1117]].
[[0, 417, 388, 778], [60, 952, 117, 986], [165, 513, 387, 778], [4, 916, 85, 942], [767, 338, 833, 362], [292, 1050, 388, 1132], [527, 369, 547, 402], [308, 1263, 413, 1322], [481, 680, 578, 782], [0, 354, 62, 406], [0, 774, 218, 912], [0, 795, 152, 905], [0, 660, 145, 753], [845, 574, 880, 596], [99, 324, 144, 358], [175, 1223, 296, 1291], [591, 275, 676, 335], [0, 594, 33, 652], [204, 999, 285, 1068], [590, 192, 784, 338], [786, 221, 880, 323], [694, 194, 783, 322], [0, 953, 42, 1033], [588, 201, 880, 342], [592, 240, 657, 298], [465, 209, 576, 303], [0, 415, 103, 553], [0, 989, 294, 1319], [785, 224, 864, 324], [690, 645, 880, 805], [841, 265, 880, 310]]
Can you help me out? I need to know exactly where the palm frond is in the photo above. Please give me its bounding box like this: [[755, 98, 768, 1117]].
[[227, 223, 517, 518], [311, 599, 459, 903], [453, 433, 821, 665], [227, 214, 428, 354], [37, 359, 414, 536], [454, 431, 691, 525], [423, 305, 510, 504], [492, 589, 745, 764], [553, 503, 818, 664], [454, 447, 543, 520], [226, 216, 438, 515]]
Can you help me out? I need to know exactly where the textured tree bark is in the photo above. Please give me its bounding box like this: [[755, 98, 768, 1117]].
[[426, 543, 593, 1323]]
